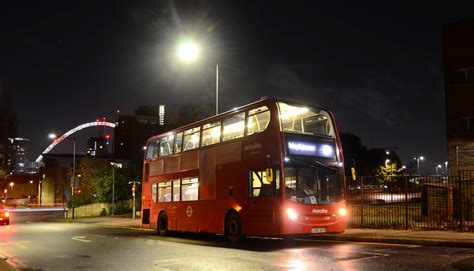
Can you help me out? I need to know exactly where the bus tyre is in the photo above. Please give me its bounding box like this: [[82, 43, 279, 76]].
[[157, 212, 168, 236], [225, 212, 242, 243]]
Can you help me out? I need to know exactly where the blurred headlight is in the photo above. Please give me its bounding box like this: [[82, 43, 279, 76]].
[[338, 208, 347, 216], [286, 208, 297, 221]]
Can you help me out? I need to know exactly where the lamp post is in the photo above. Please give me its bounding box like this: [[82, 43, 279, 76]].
[[436, 164, 442, 175], [176, 39, 219, 115], [414, 156, 424, 175], [445, 161, 448, 177], [110, 162, 122, 216], [50, 133, 76, 220]]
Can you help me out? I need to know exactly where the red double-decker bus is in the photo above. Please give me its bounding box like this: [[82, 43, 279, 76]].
[[141, 97, 347, 242]]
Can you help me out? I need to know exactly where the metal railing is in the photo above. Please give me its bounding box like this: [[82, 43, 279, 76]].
[[346, 171, 474, 231]]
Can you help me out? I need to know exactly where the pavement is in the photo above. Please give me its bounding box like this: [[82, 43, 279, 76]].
[[55, 216, 474, 248]]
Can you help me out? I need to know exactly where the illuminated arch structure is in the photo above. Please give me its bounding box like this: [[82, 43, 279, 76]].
[[35, 121, 116, 163]]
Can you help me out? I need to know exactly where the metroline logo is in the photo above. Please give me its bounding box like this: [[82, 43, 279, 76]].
[[312, 209, 328, 214], [244, 142, 262, 151]]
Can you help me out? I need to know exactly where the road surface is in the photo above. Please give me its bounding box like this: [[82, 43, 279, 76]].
[[1, 222, 474, 270]]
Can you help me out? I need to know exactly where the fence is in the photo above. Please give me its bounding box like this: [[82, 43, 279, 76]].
[[346, 171, 474, 231]]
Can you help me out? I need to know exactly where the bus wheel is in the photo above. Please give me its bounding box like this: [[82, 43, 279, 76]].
[[225, 212, 242, 243], [157, 212, 168, 236]]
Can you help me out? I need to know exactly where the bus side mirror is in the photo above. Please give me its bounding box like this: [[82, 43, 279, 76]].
[[266, 168, 274, 182]]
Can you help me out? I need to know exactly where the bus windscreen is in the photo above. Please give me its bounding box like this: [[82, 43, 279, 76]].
[[284, 166, 343, 205], [278, 102, 335, 137]]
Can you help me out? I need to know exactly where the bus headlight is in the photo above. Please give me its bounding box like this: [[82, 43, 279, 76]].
[[338, 207, 347, 217], [286, 208, 297, 221], [4, 212, 9, 217]]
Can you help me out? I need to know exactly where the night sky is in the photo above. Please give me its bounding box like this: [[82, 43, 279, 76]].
[[2, 1, 474, 173]]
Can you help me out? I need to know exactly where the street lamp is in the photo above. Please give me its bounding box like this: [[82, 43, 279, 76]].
[[176, 38, 220, 115], [110, 162, 123, 216], [436, 164, 442, 175], [49, 133, 76, 220], [385, 159, 390, 166], [445, 161, 448, 177], [414, 156, 424, 175]]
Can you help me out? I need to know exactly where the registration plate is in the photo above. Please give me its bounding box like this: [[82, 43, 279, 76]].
[[311, 227, 326, 233]]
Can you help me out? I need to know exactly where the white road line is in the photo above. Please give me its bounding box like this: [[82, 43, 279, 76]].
[[71, 236, 92, 243], [295, 238, 420, 248], [87, 233, 107, 238]]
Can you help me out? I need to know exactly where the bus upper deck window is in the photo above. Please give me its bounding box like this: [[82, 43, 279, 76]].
[[174, 132, 183, 153], [247, 106, 270, 136], [223, 112, 245, 141], [183, 127, 201, 151], [160, 134, 174, 156], [202, 122, 221, 146]]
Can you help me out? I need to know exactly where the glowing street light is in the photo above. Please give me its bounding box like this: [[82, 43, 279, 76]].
[[48, 133, 57, 140], [175, 38, 219, 115], [436, 164, 443, 175], [385, 159, 391, 166], [414, 156, 424, 174], [176, 40, 200, 63]]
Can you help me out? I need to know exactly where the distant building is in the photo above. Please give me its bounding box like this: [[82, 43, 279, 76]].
[[114, 104, 212, 163], [6, 137, 29, 175], [443, 19, 474, 174], [86, 137, 109, 157]]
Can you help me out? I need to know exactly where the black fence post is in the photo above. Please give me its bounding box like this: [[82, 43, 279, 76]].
[[360, 177, 364, 227], [458, 171, 463, 230], [404, 175, 409, 230]]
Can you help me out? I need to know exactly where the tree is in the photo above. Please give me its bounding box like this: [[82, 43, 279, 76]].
[[93, 167, 130, 204], [376, 162, 405, 181], [340, 132, 403, 176]]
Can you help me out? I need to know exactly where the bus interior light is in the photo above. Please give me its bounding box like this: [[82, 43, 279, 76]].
[[286, 208, 297, 221], [280, 107, 309, 120]]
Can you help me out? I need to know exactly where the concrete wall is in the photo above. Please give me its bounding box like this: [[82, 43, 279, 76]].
[[67, 203, 111, 218]]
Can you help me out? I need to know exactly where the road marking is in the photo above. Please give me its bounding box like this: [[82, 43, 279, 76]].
[[99, 225, 154, 231], [295, 238, 420, 248], [87, 233, 107, 238], [72, 236, 92, 243], [338, 253, 389, 263]]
